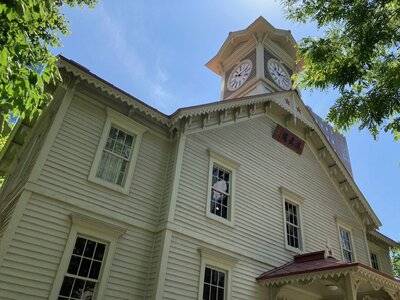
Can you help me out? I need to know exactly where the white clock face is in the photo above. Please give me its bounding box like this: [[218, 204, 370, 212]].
[[227, 60, 253, 91], [267, 58, 291, 90]]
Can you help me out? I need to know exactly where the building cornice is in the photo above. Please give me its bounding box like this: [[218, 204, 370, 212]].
[[57, 56, 170, 127], [368, 230, 400, 248], [257, 263, 400, 291], [3, 56, 381, 231]]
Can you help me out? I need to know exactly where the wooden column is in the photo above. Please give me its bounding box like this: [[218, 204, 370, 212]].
[[343, 274, 358, 300]]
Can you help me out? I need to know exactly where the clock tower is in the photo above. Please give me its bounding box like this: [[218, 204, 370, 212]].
[[206, 17, 302, 100]]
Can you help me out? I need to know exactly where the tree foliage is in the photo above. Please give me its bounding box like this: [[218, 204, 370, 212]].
[[0, 134, 6, 186], [392, 247, 400, 278], [0, 0, 96, 137], [281, 0, 400, 139]]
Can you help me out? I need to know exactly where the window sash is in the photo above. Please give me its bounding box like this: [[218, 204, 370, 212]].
[[58, 237, 106, 300], [210, 164, 231, 220], [339, 228, 353, 262], [371, 253, 379, 270], [285, 201, 301, 248], [202, 266, 226, 300], [96, 126, 135, 186]]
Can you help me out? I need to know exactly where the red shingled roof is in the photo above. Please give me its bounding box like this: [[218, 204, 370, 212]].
[[257, 251, 355, 281]]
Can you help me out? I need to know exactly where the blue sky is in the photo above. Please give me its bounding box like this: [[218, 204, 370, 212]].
[[60, 1, 399, 241]]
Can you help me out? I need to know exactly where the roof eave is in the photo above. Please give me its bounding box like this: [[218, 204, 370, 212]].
[[205, 16, 296, 75]]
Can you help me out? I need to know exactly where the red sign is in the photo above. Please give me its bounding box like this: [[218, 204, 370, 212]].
[[273, 125, 305, 155]]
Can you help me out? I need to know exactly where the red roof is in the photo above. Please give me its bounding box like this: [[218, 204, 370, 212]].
[[257, 251, 355, 281]]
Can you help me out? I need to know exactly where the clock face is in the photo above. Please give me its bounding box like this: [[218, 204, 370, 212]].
[[267, 58, 291, 90], [227, 60, 253, 91]]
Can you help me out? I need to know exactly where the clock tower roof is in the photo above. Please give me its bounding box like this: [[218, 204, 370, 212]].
[[206, 16, 299, 76]]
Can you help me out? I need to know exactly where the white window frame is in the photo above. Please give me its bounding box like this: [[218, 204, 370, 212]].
[[206, 149, 239, 227], [197, 247, 237, 300], [88, 108, 146, 194], [49, 213, 126, 299], [370, 251, 380, 270], [368, 242, 381, 270], [281, 187, 305, 254], [336, 219, 357, 263]]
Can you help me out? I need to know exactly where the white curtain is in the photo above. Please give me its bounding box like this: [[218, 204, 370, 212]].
[[96, 151, 125, 185]]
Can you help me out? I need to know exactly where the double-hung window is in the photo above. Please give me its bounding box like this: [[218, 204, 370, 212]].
[[88, 108, 146, 194], [198, 247, 237, 300], [96, 126, 135, 186], [49, 214, 126, 299], [206, 149, 239, 226], [370, 252, 380, 270], [285, 200, 301, 249], [281, 187, 304, 252], [202, 266, 226, 300], [339, 227, 354, 263], [58, 237, 106, 300], [210, 164, 231, 219]]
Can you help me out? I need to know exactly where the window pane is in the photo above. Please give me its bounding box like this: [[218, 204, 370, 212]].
[[211, 269, 218, 285], [59, 276, 74, 296], [84, 240, 96, 258], [78, 258, 91, 277], [371, 253, 379, 270], [73, 238, 86, 255], [203, 284, 210, 300], [125, 134, 134, 147], [59, 237, 106, 299], [204, 267, 211, 283], [96, 127, 135, 186], [203, 267, 226, 300], [211, 286, 217, 299], [89, 261, 102, 280], [217, 288, 224, 300], [109, 127, 118, 139], [82, 281, 95, 300], [344, 250, 352, 263], [285, 201, 301, 249], [221, 206, 228, 219], [94, 244, 106, 261], [96, 151, 126, 185], [210, 164, 231, 220], [71, 278, 85, 298], [67, 255, 81, 275], [218, 272, 225, 287]]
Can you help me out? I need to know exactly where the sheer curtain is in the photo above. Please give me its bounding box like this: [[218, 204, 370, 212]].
[[96, 151, 126, 185]]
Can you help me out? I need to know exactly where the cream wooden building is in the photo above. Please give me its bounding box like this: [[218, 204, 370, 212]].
[[0, 17, 399, 300]]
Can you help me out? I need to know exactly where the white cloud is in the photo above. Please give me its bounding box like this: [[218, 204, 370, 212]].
[[97, 4, 145, 78], [148, 81, 177, 113], [156, 67, 169, 83]]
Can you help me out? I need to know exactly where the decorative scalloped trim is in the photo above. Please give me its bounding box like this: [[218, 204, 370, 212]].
[[259, 265, 400, 290], [58, 62, 170, 126], [171, 92, 315, 129], [57, 58, 380, 229]]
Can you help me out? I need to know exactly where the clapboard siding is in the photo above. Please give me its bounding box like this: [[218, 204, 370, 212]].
[[174, 116, 370, 269], [368, 240, 393, 276], [0, 98, 62, 245], [145, 231, 164, 299], [105, 230, 155, 299], [37, 94, 170, 226], [0, 197, 17, 241], [159, 137, 178, 224], [164, 232, 270, 299], [0, 193, 156, 299], [0, 194, 69, 298], [164, 233, 202, 299]]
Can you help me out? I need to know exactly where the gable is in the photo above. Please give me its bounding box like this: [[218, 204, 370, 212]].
[[172, 91, 380, 229], [1, 57, 380, 231], [174, 115, 370, 264]]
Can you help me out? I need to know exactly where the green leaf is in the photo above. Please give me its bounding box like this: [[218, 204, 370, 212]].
[[0, 0, 97, 139], [0, 48, 9, 67]]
